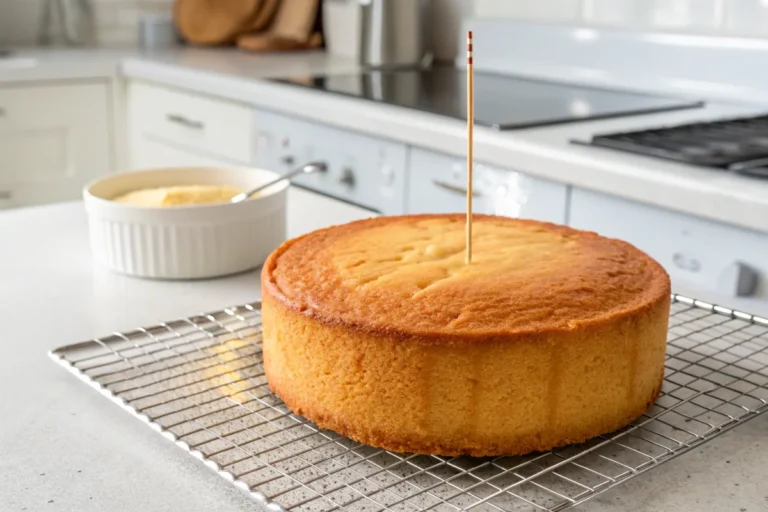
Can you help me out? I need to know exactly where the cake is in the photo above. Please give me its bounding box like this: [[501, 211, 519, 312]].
[[261, 214, 670, 456]]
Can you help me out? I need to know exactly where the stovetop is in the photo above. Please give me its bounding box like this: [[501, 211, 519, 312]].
[[576, 114, 768, 178], [271, 66, 703, 130]]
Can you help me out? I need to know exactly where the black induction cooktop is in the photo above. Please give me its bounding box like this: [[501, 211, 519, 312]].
[[271, 66, 704, 130], [575, 113, 768, 178]]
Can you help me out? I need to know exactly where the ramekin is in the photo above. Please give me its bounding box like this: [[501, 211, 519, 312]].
[[83, 166, 288, 279]]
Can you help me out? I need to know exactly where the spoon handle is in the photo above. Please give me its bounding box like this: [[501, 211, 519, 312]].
[[231, 162, 327, 203]]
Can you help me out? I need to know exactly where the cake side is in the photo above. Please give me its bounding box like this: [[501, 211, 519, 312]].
[[261, 291, 669, 457], [260, 214, 671, 456]]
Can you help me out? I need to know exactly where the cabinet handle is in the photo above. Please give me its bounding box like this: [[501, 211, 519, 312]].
[[672, 252, 701, 273], [0, 190, 12, 200], [166, 113, 204, 130], [432, 179, 483, 197], [0, 106, 5, 117]]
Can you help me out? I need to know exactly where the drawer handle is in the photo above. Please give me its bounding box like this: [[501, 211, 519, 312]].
[[432, 179, 483, 197], [0, 190, 12, 200], [166, 113, 204, 130], [673, 252, 701, 273]]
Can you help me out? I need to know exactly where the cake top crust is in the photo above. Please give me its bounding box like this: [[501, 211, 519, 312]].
[[262, 214, 670, 339]]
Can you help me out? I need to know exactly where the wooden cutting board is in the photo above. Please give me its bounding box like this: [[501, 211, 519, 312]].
[[269, 0, 319, 42], [237, 32, 323, 53], [236, 0, 320, 53], [242, 0, 281, 33], [174, 0, 263, 45]]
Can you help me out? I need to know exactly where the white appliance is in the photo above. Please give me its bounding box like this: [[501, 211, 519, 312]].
[[253, 108, 400, 234], [323, 0, 428, 68]]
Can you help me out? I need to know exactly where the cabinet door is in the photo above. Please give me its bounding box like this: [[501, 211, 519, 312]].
[[407, 148, 568, 224], [131, 136, 238, 169], [0, 82, 111, 208], [569, 187, 768, 317], [128, 81, 252, 164]]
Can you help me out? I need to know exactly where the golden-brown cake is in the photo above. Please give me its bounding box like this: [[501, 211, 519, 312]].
[[261, 214, 670, 456]]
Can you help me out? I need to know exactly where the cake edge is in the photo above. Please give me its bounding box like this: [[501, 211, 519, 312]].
[[267, 371, 664, 457], [261, 214, 672, 344]]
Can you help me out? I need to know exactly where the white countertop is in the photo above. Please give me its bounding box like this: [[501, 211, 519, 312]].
[[0, 47, 131, 82], [1, 200, 767, 511], [118, 48, 768, 235]]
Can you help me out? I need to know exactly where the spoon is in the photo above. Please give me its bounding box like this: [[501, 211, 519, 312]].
[[230, 161, 327, 203]]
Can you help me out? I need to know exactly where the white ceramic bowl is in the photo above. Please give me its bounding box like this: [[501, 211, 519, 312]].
[[83, 166, 288, 279]]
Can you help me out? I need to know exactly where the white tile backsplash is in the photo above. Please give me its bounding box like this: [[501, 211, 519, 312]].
[[585, 0, 722, 29], [0, 0, 173, 46], [725, 0, 768, 36], [473, 0, 582, 20], [0, 0, 43, 44], [469, 0, 768, 38], [1, 0, 767, 55]]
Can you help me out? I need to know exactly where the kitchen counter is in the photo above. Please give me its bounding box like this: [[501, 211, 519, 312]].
[[3, 46, 768, 234], [0, 47, 129, 82], [2, 201, 768, 512], [119, 48, 768, 235]]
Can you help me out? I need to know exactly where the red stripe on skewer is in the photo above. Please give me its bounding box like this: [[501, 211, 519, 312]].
[[467, 57, 472, 65]]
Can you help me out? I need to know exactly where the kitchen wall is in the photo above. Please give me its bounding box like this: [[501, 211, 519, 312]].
[[434, 0, 768, 61], [3, 0, 768, 52], [472, 0, 768, 37], [0, 0, 173, 46]]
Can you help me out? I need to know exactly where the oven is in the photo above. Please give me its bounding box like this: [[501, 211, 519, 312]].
[[253, 108, 411, 236]]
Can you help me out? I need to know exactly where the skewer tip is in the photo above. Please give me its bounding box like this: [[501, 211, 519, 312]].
[[467, 31, 473, 66]]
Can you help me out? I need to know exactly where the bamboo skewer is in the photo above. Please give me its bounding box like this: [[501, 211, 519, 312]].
[[466, 30, 474, 265]]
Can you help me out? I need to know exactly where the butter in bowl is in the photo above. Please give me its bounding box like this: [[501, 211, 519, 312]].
[[83, 167, 288, 279], [112, 185, 246, 207]]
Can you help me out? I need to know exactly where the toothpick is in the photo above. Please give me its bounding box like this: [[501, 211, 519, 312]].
[[466, 30, 474, 265]]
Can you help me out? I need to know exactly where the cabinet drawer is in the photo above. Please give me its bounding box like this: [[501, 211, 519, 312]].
[[569, 188, 768, 315], [128, 81, 252, 163], [407, 147, 568, 224], [131, 136, 241, 169]]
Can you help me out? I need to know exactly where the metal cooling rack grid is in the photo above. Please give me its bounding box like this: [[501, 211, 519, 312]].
[[49, 294, 768, 512]]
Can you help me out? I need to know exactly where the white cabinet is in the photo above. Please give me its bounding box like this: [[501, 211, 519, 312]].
[[131, 137, 236, 169], [569, 187, 768, 317], [407, 147, 569, 224], [0, 81, 111, 209], [128, 81, 253, 168]]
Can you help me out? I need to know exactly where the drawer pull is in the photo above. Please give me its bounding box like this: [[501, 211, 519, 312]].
[[673, 252, 701, 273], [0, 190, 12, 200], [432, 179, 483, 197], [166, 113, 204, 130]]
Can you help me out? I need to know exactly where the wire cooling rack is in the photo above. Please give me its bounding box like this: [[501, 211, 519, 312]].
[[50, 294, 768, 512]]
